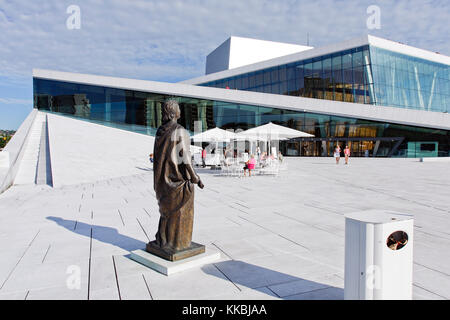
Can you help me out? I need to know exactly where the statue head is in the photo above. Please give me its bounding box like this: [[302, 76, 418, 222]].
[[162, 99, 181, 123]]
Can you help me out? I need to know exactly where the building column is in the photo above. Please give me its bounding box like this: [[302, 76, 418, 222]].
[[197, 101, 208, 131]]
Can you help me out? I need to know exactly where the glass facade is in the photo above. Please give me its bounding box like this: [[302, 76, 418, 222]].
[[200, 46, 374, 105], [370, 47, 449, 112], [33, 78, 449, 157], [199, 45, 450, 113]]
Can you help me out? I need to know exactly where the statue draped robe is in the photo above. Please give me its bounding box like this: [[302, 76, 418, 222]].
[[152, 121, 199, 252]]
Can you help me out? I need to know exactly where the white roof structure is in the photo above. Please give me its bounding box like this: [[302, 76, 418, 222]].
[[206, 36, 312, 75]]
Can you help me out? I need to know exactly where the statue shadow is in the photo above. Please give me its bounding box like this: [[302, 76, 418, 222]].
[[202, 260, 344, 300], [193, 167, 224, 175], [46, 216, 147, 252]]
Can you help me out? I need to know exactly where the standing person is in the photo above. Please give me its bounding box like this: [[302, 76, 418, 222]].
[[201, 147, 207, 167], [344, 145, 351, 165], [256, 146, 261, 161], [149, 153, 154, 163], [334, 145, 341, 164], [277, 151, 284, 163]]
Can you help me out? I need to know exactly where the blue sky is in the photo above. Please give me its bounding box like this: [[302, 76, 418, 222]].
[[0, 0, 449, 130]]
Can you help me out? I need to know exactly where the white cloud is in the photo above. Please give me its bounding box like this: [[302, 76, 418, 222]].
[[0, 0, 448, 86], [0, 97, 32, 105]]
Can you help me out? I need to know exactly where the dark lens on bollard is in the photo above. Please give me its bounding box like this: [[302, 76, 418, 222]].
[[387, 231, 408, 250]]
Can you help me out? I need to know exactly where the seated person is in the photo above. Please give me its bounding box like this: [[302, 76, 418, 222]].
[[277, 151, 284, 163], [242, 152, 249, 163], [259, 152, 267, 166], [243, 155, 256, 177], [260, 152, 267, 161]]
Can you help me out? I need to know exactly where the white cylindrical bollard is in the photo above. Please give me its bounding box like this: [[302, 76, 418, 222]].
[[344, 210, 414, 300]]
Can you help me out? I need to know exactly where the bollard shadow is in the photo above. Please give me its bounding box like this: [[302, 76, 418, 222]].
[[135, 166, 153, 172], [46, 216, 147, 252], [202, 260, 344, 300]]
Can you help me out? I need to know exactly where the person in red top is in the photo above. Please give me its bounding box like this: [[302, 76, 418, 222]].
[[344, 145, 351, 165], [201, 148, 207, 167]]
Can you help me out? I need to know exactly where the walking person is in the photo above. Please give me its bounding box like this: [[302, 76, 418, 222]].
[[201, 147, 207, 168], [344, 145, 351, 165], [334, 145, 341, 164]]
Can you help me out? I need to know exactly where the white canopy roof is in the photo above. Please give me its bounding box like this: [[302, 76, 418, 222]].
[[191, 127, 238, 142], [236, 122, 314, 141]]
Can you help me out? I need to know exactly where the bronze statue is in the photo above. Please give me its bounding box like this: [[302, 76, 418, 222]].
[[146, 100, 205, 261]]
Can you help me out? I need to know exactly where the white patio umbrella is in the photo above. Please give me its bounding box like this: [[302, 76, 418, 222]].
[[189, 144, 203, 154], [191, 127, 238, 143], [236, 122, 314, 155], [191, 127, 239, 158], [237, 122, 314, 141]]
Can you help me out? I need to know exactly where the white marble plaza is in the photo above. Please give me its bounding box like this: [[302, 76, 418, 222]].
[[1, 156, 449, 300], [0, 113, 449, 300]]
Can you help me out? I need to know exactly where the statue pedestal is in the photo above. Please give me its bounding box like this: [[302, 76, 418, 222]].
[[146, 241, 205, 262], [129, 247, 221, 276]]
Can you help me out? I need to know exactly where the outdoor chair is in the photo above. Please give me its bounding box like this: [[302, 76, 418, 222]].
[[260, 161, 280, 176], [193, 153, 202, 167], [231, 163, 244, 177]]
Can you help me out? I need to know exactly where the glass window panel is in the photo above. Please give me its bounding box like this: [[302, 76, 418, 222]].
[[255, 71, 264, 86], [279, 66, 287, 82], [296, 64, 305, 79], [304, 63, 313, 77], [297, 76, 305, 96], [255, 86, 264, 93], [287, 65, 296, 80], [264, 70, 271, 85], [234, 77, 242, 90], [352, 51, 364, 68], [333, 66, 343, 101], [332, 55, 342, 70], [242, 76, 249, 89], [343, 68, 353, 84], [363, 48, 370, 65], [287, 79, 297, 95], [323, 58, 332, 72], [271, 67, 279, 83], [279, 81, 288, 95], [271, 83, 280, 94], [342, 53, 352, 69], [312, 61, 322, 76], [248, 73, 256, 88]]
